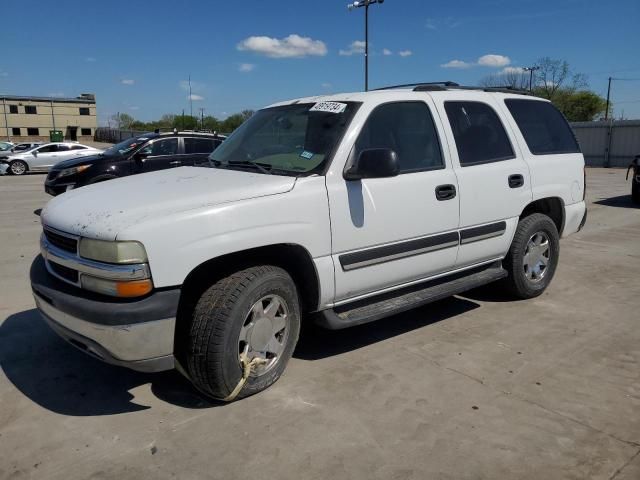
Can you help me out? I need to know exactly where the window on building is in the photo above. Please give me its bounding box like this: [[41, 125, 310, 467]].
[[185, 138, 216, 155], [81, 128, 92, 136], [444, 101, 515, 166], [9, 105, 18, 114], [12, 128, 21, 136], [25, 106, 37, 114], [27, 128, 39, 136], [504, 99, 580, 155], [79, 107, 90, 116], [353, 101, 444, 173]]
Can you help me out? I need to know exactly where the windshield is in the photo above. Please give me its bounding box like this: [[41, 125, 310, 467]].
[[103, 136, 153, 156], [209, 102, 359, 175]]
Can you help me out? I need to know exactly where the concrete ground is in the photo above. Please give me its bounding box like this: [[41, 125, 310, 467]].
[[0, 169, 638, 480]]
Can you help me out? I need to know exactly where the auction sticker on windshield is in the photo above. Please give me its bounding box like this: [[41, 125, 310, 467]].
[[310, 102, 348, 114]]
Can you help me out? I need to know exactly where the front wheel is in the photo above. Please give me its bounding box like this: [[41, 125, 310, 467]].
[[184, 265, 301, 401], [501, 213, 560, 299], [9, 160, 28, 175]]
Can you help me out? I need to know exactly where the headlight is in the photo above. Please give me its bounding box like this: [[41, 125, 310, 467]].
[[79, 238, 148, 264], [58, 165, 91, 178]]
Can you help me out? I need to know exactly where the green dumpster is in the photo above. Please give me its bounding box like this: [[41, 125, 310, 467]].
[[49, 130, 63, 142]]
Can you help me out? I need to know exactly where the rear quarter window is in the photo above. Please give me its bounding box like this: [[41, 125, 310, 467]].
[[504, 99, 580, 155]]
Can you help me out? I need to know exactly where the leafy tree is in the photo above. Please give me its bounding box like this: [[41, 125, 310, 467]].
[[221, 114, 245, 133], [111, 112, 135, 129], [241, 109, 255, 121], [541, 89, 607, 122]]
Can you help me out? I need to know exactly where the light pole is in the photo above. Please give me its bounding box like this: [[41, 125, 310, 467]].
[[523, 66, 539, 92], [347, 0, 384, 92], [605, 76, 612, 120]]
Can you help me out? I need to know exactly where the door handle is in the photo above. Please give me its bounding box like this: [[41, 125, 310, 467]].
[[508, 174, 524, 188], [435, 184, 457, 201], [169, 161, 181, 166]]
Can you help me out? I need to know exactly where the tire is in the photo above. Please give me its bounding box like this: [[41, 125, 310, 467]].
[[9, 160, 28, 176], [632, 181, 640, 205], [501, 213, 560, 299], [185, 265, 301, 401]]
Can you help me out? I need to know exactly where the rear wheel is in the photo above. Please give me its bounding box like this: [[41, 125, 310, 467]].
[[632, 180, 640, 205], [9, 160, 27, 176], [184, 265, 300, 401], [501, 213, 560, 299]]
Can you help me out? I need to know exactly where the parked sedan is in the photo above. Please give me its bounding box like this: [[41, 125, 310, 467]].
[[1, 142, 101, 175], [0, 142, 43, 160], [0, 141, 14, 152]]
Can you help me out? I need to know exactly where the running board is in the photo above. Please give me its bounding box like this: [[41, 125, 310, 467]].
[[315, 263, 507, 330]]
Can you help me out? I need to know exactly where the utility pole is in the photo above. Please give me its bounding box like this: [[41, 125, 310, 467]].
[[347, 0, 385, 92], [199, 107, 205, 131], [605, 76, 612, 120], [189, 74, 193, 119], [50, 99, 56, 131], [2, 98, 9, 141], [523, 66, 540, 92]]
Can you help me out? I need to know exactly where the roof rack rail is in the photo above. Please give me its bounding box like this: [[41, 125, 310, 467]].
[[373, 81, 460, 91], [372, 82, 531, 96]]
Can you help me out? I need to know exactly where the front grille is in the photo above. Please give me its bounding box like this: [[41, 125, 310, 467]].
[[44, 229, 77, 254], [49, 261, 79, 283]]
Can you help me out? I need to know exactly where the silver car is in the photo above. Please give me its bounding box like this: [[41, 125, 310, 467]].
[[1, 142, 102, 175]]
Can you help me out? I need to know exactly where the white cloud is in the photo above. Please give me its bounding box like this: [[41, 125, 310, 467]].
[[121, 79, 135, 85], [339, 40, 366, 56], [238, 63, 255, 72], [441, 60, 473, 69], [477, 54, 511, 67], [321, 82, 332, 88], [441, 54, 511, 69], [501, 66, 525, 74], [382, 48, 393, 56], [398, 50, 413, 57], [85, 57, 96, 62], [188, 94, 204, 101], [238, 34, 327, 58]]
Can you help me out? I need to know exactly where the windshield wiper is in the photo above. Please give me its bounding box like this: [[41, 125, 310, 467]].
[[225, 159, 273, 175]]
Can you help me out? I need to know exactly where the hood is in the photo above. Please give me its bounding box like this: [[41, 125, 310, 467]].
[[53, 153, 104, 169], [41, 166, 297, 240]]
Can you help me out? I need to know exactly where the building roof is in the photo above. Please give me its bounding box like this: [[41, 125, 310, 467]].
[[0, 94, 96, 104]]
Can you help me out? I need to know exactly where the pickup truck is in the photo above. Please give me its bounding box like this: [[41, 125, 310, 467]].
[[31, 83, 587, 401]]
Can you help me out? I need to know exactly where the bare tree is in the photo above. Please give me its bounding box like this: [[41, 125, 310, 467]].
[[535, 57, 587, 99], [479, 70, 530, 90]]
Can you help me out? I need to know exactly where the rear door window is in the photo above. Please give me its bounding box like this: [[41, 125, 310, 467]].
[[444, 101, 515, 166], [149, 138, 178, 156], [185, 138, 216, 154], [505, 99, 580, 155]]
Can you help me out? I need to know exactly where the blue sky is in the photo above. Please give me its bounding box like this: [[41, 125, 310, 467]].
[[2, 0, 639, 123]]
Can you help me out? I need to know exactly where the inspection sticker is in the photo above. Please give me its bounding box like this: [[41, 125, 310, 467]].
[[300, 150, 314, 160], [310, 101, 348, 114]]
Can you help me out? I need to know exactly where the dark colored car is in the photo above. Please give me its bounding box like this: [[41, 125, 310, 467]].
[[627, 154, 640, 204], [44, 132, 225, 196]]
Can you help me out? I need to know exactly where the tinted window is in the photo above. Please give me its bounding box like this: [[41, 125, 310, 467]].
[[56, 145, 70, 151], [79, 107, 90, 116], [25, 105, 37, 114], [354, 102, 443, 173], [81, 128, 92, 136], [38, 145, 58, 153], [70, 145, 87, 150], [149, 138, 178, 156], [445, 101, 514, 166], [185, 138, 215, 154], [505, 99, 579, 155], [9, 105, 18, 114]]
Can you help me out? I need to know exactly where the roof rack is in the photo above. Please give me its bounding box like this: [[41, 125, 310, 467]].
[[372, 82, 530, 96]]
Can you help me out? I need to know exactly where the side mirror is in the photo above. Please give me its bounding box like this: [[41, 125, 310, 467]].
[[344, 148, 399, 180], [32, 150, 38, 156]]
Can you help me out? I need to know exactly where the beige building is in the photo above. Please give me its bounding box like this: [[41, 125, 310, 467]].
[[1, 94, 97, 143]]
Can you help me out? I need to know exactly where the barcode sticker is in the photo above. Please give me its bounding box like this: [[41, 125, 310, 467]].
[[310, 101, 348, 114]]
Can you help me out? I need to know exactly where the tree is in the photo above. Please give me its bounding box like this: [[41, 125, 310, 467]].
[[534, 57, 587, 100], [111, 113, 135, 129], [240, 109, 255, 121], [220, 114, 246, 133], [479, 69, 530, 90], [546, 89, 607, 122]]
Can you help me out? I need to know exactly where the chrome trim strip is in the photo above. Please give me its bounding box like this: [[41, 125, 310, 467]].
[[331, 257, 504, 307], [41, 236, 150, 282]]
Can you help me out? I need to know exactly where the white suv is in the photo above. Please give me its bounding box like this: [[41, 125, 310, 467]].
[[31, 83, 587, 401]]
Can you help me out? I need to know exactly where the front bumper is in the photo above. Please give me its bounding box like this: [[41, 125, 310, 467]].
[[44, 172, 75, 196], [31, 255, 180, 372]]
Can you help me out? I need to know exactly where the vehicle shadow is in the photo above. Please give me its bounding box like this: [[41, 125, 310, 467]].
[[0, 309, 219, 416], [3, 297, 481, 415], [594, 194, 639, 209], [294, 296, 480, 360]]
